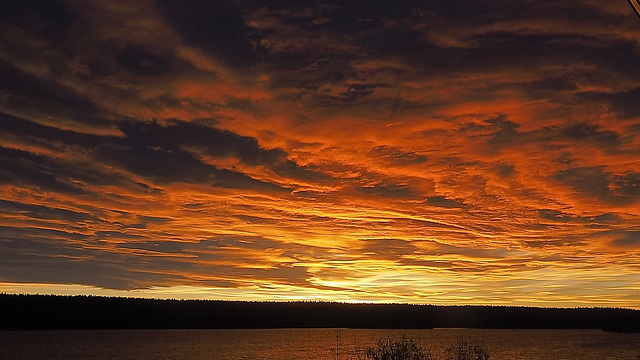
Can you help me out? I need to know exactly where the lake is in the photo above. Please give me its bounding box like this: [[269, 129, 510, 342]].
[[1, 328, 639, 360]]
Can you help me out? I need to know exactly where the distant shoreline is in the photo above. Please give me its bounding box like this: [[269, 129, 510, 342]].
[[2, 294, 639, 332]]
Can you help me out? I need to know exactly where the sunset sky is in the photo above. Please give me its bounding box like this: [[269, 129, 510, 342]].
[[1, 0, 640, 308]]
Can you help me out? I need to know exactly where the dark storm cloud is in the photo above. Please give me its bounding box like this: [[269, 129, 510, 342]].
[[97, 140, 217, 185], [459, 114, 523, 148], [97, 141, 285, 192], [0, 62, 108, 127], [421, 3, 638, 74], [522, 76, 578, 94], [588, 42, 640, 82], [132, 215, 173, 228], [448, 33, 582, 73], [497, 164, 515, 178], [337, 84, 381, 102], [426, 196, 467, 209], [560, 123, 620, 147], [555, 166, 640, 205], [266, 51, 358, 93], [158, 0, 640, 98], [246, 2, 426, 91], [609, 231, 640, 247], [0, 226, 190, 289], [486, 115, 520, 144], [255, 2, 438, 93], [0, 112, 107, 148], [536, 209, 618, 225], [259, 0, 640, 115], [591, 230, 640, 248], [1, 110, 315, 192], [359, 182, 415, 198], [608, 87, 640, 119], [0, 0, 76, 43], [0, 219, 307, 292], [525, 237, 587, 249], [592, 212, 623, 224], [82, 41, 195, 87], [581, 87, 640, 119], [0, 146, 85, 194], [0, 200, 96, 223], [116, 120, 325, 183], [0, 113, 133, 193], [369, 146, 428, 165], [115, 45, 170, 77], [538, 209, 577, 223], [356, 22, 433, 59], [261, 0, 416, 33], [156, 0, 261, 69], [145, 120, 285, 166]]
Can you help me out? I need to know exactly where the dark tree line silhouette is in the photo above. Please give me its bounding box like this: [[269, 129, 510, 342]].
[[1, 294, 638, 331]]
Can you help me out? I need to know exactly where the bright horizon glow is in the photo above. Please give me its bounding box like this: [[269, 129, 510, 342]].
[[1, 0, 640, 309], [2, 282, 639, 310]]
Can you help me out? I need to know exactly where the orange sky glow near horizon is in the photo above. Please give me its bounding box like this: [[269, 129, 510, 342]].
[[1, 0, 640, 308]]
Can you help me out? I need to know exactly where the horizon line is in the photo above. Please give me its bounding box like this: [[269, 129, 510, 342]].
[[3, 292, 638, 311]]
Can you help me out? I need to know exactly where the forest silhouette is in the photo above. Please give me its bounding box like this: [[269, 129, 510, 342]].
[[1, 294, 638, 331]]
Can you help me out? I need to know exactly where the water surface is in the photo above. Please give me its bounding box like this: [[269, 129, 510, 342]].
[[2, 328, 639, 360]]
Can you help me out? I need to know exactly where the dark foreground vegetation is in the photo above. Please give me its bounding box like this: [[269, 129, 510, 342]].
[[361, 337, 489, 360], [1, 294, 638, 331]]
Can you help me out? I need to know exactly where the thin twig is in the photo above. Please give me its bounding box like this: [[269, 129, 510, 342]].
[[628, 0, 640, 20]]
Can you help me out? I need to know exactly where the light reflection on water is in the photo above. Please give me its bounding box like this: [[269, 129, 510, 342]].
[[1, 328, 639, 360]]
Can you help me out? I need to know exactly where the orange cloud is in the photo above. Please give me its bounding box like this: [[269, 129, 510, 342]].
[[1, 0, 640, 308]]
